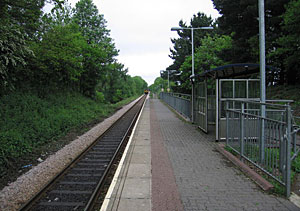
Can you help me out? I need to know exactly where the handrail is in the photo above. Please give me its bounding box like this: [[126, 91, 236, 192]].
[[223, 98, 292, 108]]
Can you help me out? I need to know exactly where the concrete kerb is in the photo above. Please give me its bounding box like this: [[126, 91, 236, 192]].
[[217, 144, 300, 209], [216, 143, 274, 192]]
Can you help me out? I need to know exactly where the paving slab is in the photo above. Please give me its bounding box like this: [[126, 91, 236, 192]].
[[151, 98, 299, 211], [100, 99, 151, 211], [117, 199, 150, 211]]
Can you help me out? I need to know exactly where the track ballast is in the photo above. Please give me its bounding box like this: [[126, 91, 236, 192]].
[[20, 96, 146, 211]]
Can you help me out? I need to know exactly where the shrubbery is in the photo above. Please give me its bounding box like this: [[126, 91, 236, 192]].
[[0, 91, 137, 175]]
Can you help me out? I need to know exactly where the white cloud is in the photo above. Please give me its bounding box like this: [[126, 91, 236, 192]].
[[119, 52, 173, 85], [68, 0, 220, 85]]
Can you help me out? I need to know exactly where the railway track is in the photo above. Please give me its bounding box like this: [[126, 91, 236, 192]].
[[20, 96, 146, 211]]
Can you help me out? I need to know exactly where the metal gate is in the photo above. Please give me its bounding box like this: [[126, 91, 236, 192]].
[[195, 81, 208, 132]]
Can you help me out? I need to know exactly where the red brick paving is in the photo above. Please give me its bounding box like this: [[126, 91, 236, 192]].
[[150, 101, 184, 211]]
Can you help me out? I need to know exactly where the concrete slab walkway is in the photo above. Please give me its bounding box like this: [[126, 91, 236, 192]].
[[101, 98, 300, 211], [101, 97, 151, 211]]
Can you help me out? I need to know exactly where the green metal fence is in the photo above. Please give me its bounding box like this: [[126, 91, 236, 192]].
[[160, 92, 191, 120], [225, 99, 300, 197]]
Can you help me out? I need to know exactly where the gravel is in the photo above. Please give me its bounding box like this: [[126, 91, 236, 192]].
[[0, 97, 140, 211]]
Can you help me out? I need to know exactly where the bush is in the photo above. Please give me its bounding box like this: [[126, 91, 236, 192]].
[[95, 91, 105, 103], [0, 91, 140, 176], [0, 91, 110, 173]]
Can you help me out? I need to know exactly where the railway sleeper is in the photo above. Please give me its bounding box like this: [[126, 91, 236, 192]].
[[35, 203, 85, 211], [56, 183, 96, 191]]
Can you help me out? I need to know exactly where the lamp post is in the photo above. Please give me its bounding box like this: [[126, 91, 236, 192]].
[[161, 69, 176, 92], [168, 69, 170, 92], [171, 26, 213, 122], [258, 0, 268, 190], [162, 70, 170, 92]]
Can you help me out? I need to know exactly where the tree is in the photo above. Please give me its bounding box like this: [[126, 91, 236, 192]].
[[28, 24, 86, 93], [273, 0, 300, 84], [212, 0, 258, 63], [0, 0, 46, 94], [0, 24, 33, 95], [0, 0, 46, 38], [167, 12, 214, 93], [0, 0, 65, 94], [168, 12, 214, 71], [178, 34, 232, 92], [149, 77, 168, 94], [72, 0, 119, 98], [0, 0, 148, 102], [212, 0, 292, 84], [132, 76, 148, 94], [73, 0, 110, 45]]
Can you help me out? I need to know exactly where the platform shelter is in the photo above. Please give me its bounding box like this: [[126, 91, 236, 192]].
[[192, 63, 274, 141]]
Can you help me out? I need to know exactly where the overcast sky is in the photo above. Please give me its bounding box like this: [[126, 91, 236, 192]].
[[68, 0, 220, 85]]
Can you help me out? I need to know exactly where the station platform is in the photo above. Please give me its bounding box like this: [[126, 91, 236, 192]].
[[101, 98, 300, 211]]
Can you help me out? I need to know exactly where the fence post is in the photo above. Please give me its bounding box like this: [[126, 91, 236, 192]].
[[240, 102, 245, 158], [226, 101, 229, 146], [260, 104, 265, 163], [285, 105, 291, 197], [280, 124, 285, 173]]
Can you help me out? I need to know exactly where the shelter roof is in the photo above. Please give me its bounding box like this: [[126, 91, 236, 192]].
[[194, 63, 276, 80]]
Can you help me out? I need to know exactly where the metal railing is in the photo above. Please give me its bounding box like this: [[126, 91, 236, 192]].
[[160, 92, 191, 119], [225, 99, 300, 197]]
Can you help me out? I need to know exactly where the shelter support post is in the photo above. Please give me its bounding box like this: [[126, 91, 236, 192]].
[[240, 102, 245, 158], [226, 101, 229, 146]]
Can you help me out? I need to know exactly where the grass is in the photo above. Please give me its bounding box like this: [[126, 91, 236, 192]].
[[0, 91, 138, 177]]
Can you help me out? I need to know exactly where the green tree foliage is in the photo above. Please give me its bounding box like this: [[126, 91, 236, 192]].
[[271, 0, 300, 85], [166, 1, 300, 91], [149, 77, 168, 94], [73, 0, 110, 44], [0, 0, 45, 38], [102, 62, 128, 103], [212, 0, 293, 85], [132, 76, 148, 94], [28, 24, 86, 92], [0, 0, 46, 94], [72, 0, 120, 98], [0, 24, 33, 94], [0, 0, 146, 101], [212, 0, 258, 63], [0, 0, 148, 180], [0, 0, 64, 94], [179, 34, 232, 92], [166, 12, 215, 93], [168, 12, 214, 71]]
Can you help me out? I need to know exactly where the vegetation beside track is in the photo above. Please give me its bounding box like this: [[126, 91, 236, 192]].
[[0, 91, 139, 189], [0, 0, 149, 190]]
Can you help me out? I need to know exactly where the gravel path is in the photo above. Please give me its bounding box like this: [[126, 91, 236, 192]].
[[0, 97, 141, 211]]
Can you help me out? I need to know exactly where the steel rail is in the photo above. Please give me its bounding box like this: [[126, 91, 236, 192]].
[[19, 95, 146, 211], [84, 97, 144, 210]]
